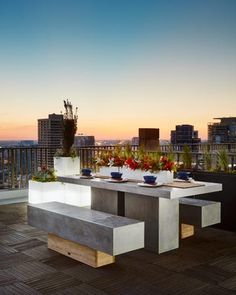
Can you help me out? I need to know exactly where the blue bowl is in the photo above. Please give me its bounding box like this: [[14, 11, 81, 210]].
[[81, 168, 92, 176], [111, 172, 122, 179], [143, 175, 157, 184], [177, 171, 191, 180]]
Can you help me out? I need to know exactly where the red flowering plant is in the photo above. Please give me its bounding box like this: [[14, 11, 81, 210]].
[[125, 157, 140, 170], [95, 145, 126, 169], [125, 151, 176, 173], [95, 144, 176, 173], [159, 155, 176, 171]]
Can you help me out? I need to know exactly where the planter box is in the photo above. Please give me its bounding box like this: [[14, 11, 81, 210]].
[[192, 171, 236, 231], [53, 157, 91, 206], [29, 180, 91, 207], [54, 157, 80, 176], [28, 180, 64, 204], [99, 167, 173, 183]]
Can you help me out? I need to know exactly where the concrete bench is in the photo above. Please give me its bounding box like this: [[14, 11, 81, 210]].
[[179, 198, 221, 239], [27, 202, 144, 268]]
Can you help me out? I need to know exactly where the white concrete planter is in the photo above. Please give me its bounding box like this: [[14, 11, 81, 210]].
[[99, 167, 173, 183], [122, 169, 173, 183], [98, 166, 120, 176], [152, 171, 174, 184], [28, 180, 91, 207], [54, 157, 80, 176], [28, 180, 64, 204], [53, 157, 90, 206], [122, 168, 145, 180]]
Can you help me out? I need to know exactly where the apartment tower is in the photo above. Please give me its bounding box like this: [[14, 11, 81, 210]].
[[38, 113, 63, 168]]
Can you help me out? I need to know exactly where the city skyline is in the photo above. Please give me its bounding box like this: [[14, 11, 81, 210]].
[[0, 0, 236, 140]]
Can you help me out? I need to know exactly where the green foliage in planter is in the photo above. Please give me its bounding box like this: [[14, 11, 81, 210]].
[[54, 147, 78, 159], [182, 144, 192, 169], [95, 144, 176, 172], [203, 144, 212, 171], [32, 166, 57, 182], [216, 149, 229, 172]]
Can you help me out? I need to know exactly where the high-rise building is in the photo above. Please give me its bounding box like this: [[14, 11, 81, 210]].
[[38, 113, 64, 167], [139, 128, 159, 151], [208, 117, 236, 143], [171, 125, 201, 145], [131, 137, 139, 146]]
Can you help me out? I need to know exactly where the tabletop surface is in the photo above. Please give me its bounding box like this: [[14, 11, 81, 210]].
[[58, 175, 222, 200]]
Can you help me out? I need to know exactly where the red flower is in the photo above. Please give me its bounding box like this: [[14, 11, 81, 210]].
[[125, 158, 139, 170]]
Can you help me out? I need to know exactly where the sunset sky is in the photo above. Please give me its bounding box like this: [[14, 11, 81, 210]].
[[0, 0, 235, 140]]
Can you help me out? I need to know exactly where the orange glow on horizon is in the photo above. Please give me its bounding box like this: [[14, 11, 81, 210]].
[[0, 125, 37, 140], [0, 122, 209, 141]]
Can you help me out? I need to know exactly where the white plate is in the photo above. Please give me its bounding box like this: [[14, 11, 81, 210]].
[[105, 178, 128, 183], [174, 178, 194, 183], [137, 182, 164, 187], [79, 175, 94, 179]]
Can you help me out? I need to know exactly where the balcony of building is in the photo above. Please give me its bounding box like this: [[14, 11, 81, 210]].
[[0, 144, 236, 293]]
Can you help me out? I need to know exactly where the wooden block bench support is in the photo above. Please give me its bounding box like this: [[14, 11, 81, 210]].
[[179, 198, 221, 239], [180, 224, 194, 239], [48, 233, 115, 268], [28, 202, 144, 267]]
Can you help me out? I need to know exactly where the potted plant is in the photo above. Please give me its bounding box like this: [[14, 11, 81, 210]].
[[95, 145, 176, 183], [124, 151, 176, 183], [54, 100, 80, 176], [190, 148, 236, 231], [29, 166, 64, 204]]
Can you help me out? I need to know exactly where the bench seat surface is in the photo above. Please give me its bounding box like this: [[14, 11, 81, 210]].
[[179, 198, 221, 227], [28, 202, 144, 255]]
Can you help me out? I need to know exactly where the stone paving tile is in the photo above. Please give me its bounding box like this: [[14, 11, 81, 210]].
[[8, 223, 36, 232], [0, 231, 31, 245], [10, 238, 45, 252], [0, 270, 17, 286], [1, 203, 236, 294], [219, 275, 236, 291], [53, 283, 109, 295], [209, 254, 236, 273], [89, 273, 145, 295], [182, 263, 234, 284], [25, 271, 82, 294], [23, 244, 59, 260], [4, 260, 56, 281], [0, 252, 33, 270], [63, 263, 109, 283], [8, 223, 47, 238], [41, 253, 80, 271], [0, 243, 18, 255], [0, 282, 41, 294], [148, 273, 209, 295], [190, 285, 236, 295]]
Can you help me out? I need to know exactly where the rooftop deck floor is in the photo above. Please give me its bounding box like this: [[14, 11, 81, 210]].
[[0, 203, 236, 294]]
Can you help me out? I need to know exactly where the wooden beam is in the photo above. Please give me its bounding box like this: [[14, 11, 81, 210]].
[[48, 233, 115, 268]]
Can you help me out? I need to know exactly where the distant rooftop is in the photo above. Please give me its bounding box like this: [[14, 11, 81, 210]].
[[214, 117, 236, 120]]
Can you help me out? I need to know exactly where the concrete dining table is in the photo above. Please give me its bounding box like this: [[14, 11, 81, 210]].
[[58, 175, 222, 254]]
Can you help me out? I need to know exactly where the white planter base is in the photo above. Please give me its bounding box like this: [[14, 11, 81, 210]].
[[54, 157, 80, 176], [28, 180, 91, 207], [28, 181, 64, 204], [99, 167, 173, 183]]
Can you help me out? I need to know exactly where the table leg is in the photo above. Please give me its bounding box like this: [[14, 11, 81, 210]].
[[125, 193, 179, 253], [91, 188, 125, 216]]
